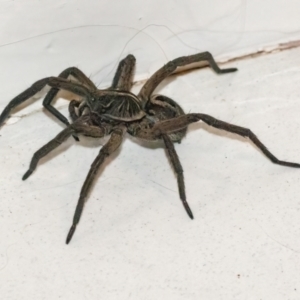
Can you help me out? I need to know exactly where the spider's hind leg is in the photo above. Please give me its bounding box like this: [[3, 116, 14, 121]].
[[153, 113, 300, 168], [136, 112, 300, 218]]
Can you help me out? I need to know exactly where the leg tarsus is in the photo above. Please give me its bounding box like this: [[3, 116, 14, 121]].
[[23, 170, 33, 181], [183, 201, 194, 219], [22, 127, 72, 180], [171, 52, 237, 75], [190, 113, 300, 168], [66, 224, 76, 244]]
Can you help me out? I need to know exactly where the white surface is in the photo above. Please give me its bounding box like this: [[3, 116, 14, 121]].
[[1, 1, 300, 300], [1, 46, 300, 300]]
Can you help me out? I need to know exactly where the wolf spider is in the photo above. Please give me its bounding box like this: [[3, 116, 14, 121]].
[[0, 52, 299, 244]]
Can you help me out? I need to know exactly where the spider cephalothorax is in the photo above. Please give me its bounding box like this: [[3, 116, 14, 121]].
[[0, 52, 299, 244]]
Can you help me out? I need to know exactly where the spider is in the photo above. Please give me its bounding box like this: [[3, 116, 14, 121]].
[[1, 52, 299, 244]]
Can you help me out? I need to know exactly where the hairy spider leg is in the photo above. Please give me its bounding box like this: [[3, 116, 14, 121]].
[[45, 55, 136, 125], [138, 51, 237, 105], [43, 67, 97, 127], [162, 134, 193, 219], [21, 117, 114, 244], [153, 113, 300, 168], [22, 118, 108, 180], [132, 113, 300, 218], [110, 54, 136, 91], [0, 77, 92, 128], [68, 55, 137, 123], [66, 126, 125, 244], [45, 68, 96, 142]]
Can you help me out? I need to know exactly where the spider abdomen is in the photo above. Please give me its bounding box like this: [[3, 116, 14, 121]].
[[146, 94, 187, 142]]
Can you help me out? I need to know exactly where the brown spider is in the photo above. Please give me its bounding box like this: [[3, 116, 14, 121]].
[[0, 52, 299, 244]]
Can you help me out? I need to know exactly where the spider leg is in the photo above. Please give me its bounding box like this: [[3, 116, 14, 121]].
[[43, 67, 97, 127], [138, 52, 237, 104], [110, 54, 136, 91], [0, 77, 92, 128], [22, 118, 108, 180], [66, 100, 82, 142], [153, 113, 300, 168], [162, 134, 193, 219], [66, 126, 126, 244]]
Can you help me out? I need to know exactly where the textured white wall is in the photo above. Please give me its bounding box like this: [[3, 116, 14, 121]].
[[1, 0, 300, 83]]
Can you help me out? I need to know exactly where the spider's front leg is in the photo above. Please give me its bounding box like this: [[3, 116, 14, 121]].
[[22, 117, 108, 180], [43, 67, 97, 127], [68, 55, 136, 123], [0, 76, 93, 129], [110, 54, 136, 91], [138, 52, 237, 104]]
